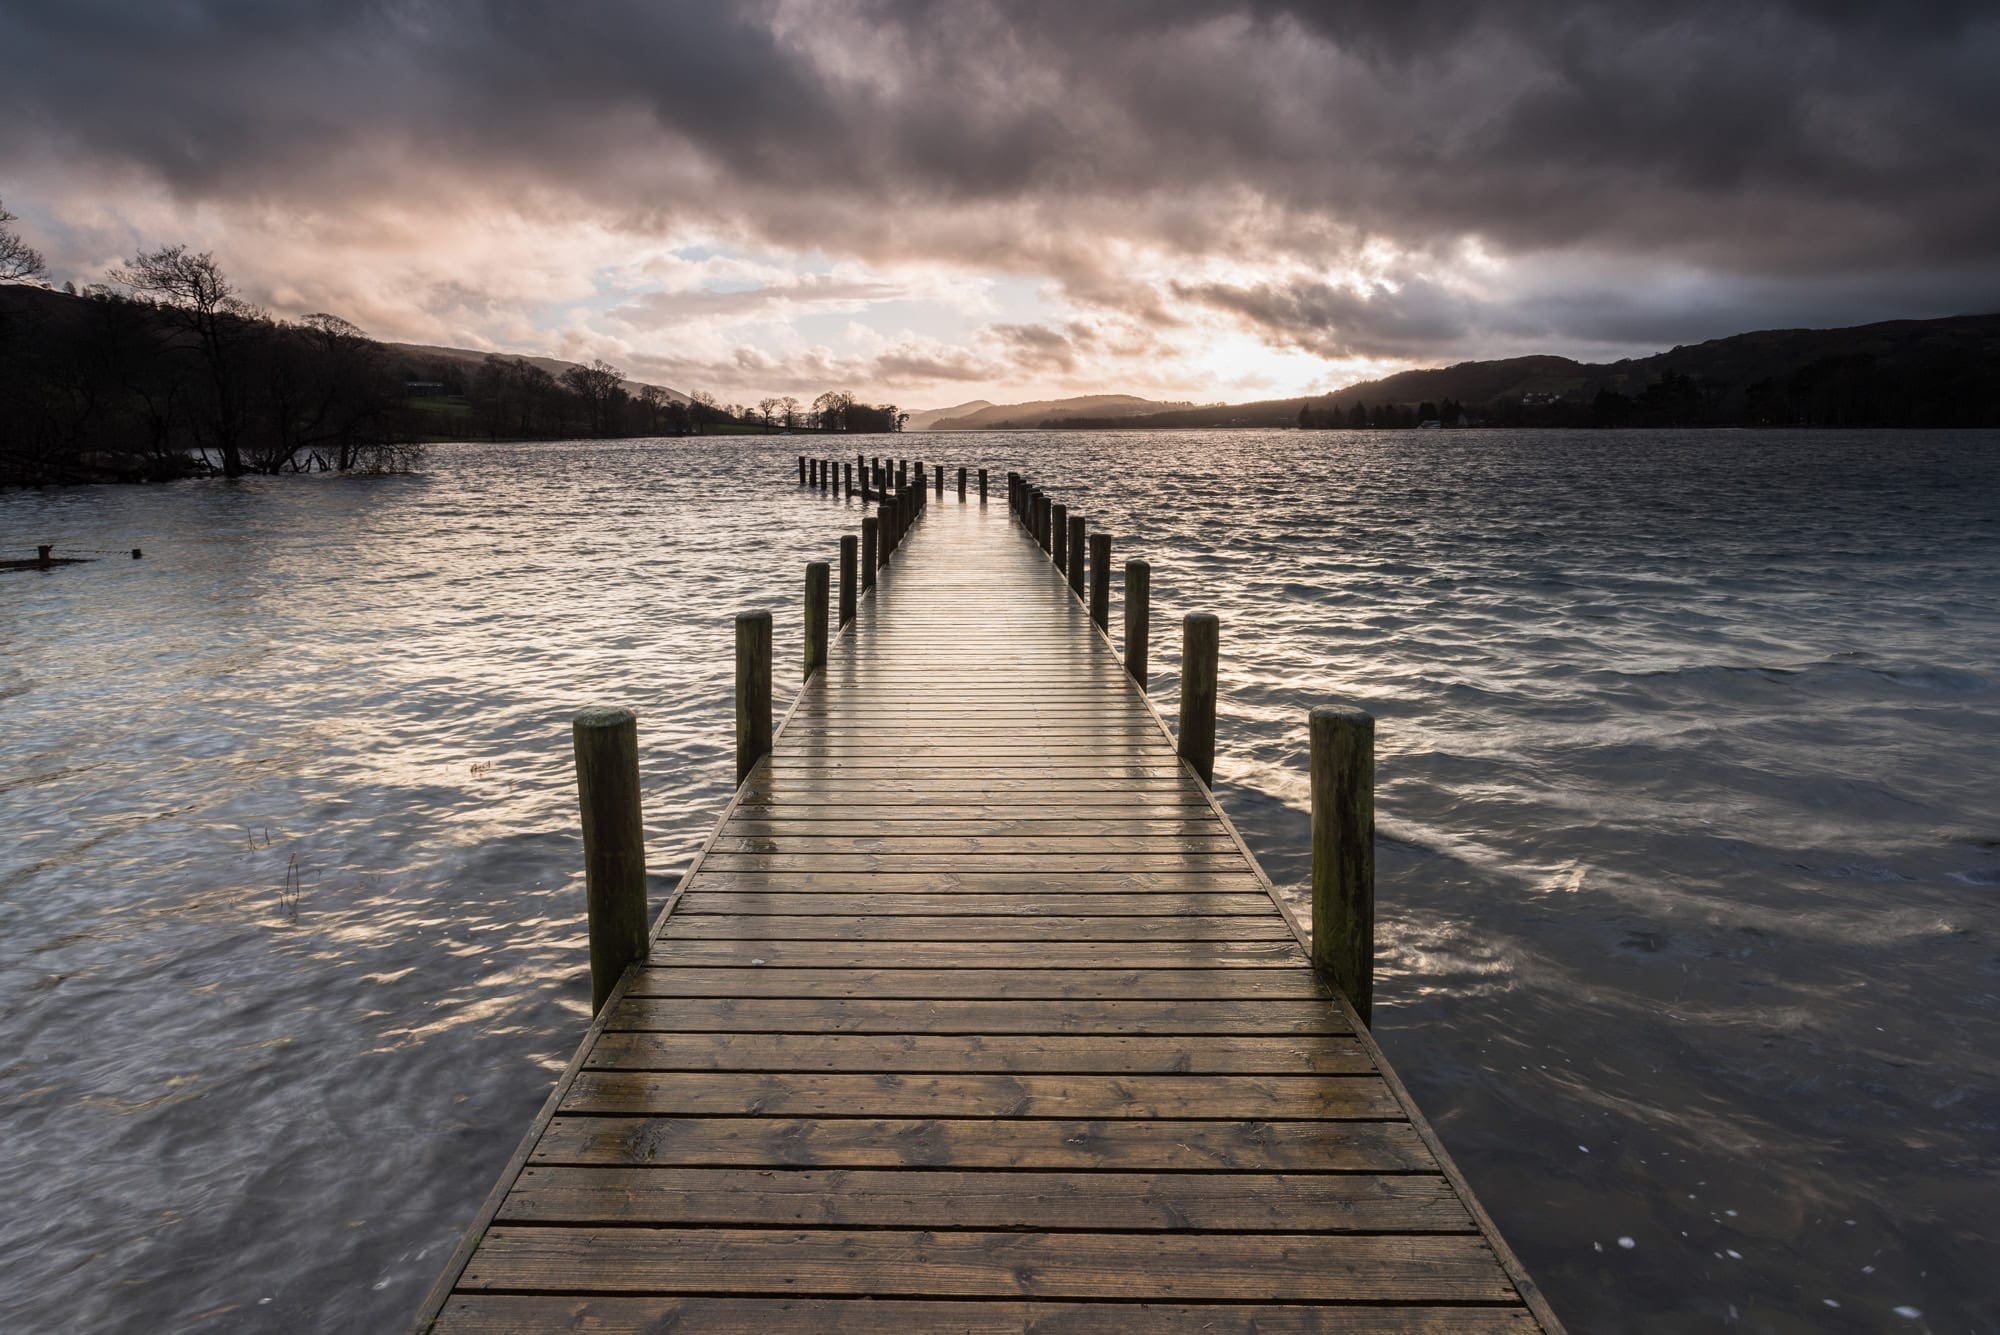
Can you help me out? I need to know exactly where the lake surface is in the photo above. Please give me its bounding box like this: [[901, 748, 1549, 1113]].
[[2, 430, 1995, 1333]]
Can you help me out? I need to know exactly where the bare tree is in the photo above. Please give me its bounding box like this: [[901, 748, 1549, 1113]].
[[780, 396, 800, 429], [636, 383, 668, 433], [113, 245, 258, 474], [0, 199, 46, 283], [560, 358, 625, 436], [812, 390, 854, 432]]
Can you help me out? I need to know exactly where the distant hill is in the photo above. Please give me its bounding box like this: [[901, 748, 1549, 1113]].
[[1037, 314, 2000, 429], [903, 399, 995, 432], [382, 341, 689, 404], [926, 394, 1192, 430]]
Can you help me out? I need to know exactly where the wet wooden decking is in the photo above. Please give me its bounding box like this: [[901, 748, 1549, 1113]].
[[418, 494, 1559, 1333]]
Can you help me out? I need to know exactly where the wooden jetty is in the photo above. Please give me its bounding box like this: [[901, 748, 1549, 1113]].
[[415, 460, 1561, 1333]]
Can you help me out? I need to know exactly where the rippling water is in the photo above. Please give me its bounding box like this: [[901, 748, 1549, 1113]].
[[2, 431, 1995, 1333]]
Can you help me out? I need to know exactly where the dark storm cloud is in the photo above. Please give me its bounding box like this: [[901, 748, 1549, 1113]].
[[4, 0, 1997, 354]]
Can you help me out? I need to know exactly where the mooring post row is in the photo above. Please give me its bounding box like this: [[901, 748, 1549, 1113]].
[[734, 610, 774, 788], [571, 706, 649, 1016], [1310, 704, 1377, 1026], [804, 561, 830, 681], [1178, 612, 1218, 786], [839, 535, 858, 627], [1089, 531, 1111, 628], [1067, 514, 1086, 598], [1124, 558, 1150, 691]]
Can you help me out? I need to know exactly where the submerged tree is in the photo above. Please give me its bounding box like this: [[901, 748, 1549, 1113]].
[[113, 245, 258, 475]]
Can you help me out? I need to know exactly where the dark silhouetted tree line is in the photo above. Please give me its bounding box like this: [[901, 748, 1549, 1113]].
[[1, 251, 418, 486]]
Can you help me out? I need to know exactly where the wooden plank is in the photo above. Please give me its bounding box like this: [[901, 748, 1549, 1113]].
[[561, 1071, 1402, 1119], [660, 913, 1296, 940], [497, 1167, 1473, 1231], [674, 893, 1281, 916], [709, 834, 1242, 853], [623, 967, 1333, 999], [605, 998, 1352, 1035], [723, 817, 1233, 834], [435, 1297, 1541, 1334], [683, 871, 1269, 891], [457, 1228, 1519, 1303], [648, 940, 1307, 968], [532, 1115, 1436, 1171], [584, 1032, 1375, 1074], [697, 853, 1260, 872]]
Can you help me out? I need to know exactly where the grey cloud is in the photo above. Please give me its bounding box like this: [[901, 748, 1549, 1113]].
[[611, 274, 902, 326], [4, 0, 1998, 357]]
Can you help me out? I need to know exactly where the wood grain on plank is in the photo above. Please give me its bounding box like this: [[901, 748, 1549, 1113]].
[[434, 1296, 1541, 1334], [457, 1228, 1518, 1303]]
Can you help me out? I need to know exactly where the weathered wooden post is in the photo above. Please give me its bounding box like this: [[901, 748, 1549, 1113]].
[[935, 464, 944, 498], [877, 502, 892, 566], [1008, 472, 1020, 515], [1051, 503, 1069, 571], [1310, 705, 1376, 1024], [844, 462, 853, 497], [862, 516, 879, 587], [1068, 516, 1087, 597], [822, 458, 831, 494], [1089, 531, 1111, 628], [839, 535, 858, 627], [897, 460, 907, 490], [1038, 494, 1052, 551], [131, 548, 143, 560], [979, 467, 988, 503], [37, 544, 54, 569], [957, 466, 967, 500], [1124, 559, 1150, 690], [798, 456, 806, 485], [804, 562, 830, 680], [735, 611, 772, 785], [572, 706, 649, 1015], [1178, 613, 1218, 785]]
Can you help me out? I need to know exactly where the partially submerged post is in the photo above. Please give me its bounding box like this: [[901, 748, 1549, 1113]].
[[839, 535, 858, 627], [1178, 612, 1218, 785], [979, 467, 988, 503], [735, 611, 772, 785], [1067, 515, 1086, 598], [1089, 531, 1111, 628], [798, 456, 806, 485], [1124, 559, 1150, 689], [571, 706, 649, 1015], [804, 562, 830, 680], [957, 466, 967, 501], [1310, 705, 1376, 1026]]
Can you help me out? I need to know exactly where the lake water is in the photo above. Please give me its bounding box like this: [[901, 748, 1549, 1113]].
[[2, 431, 1995, 1333]]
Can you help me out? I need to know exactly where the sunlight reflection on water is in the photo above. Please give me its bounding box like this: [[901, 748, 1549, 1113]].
[[2, 431, 1996, 1332]]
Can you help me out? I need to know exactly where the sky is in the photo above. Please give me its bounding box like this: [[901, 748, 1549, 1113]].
[[3, 0, 1998, 409]]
